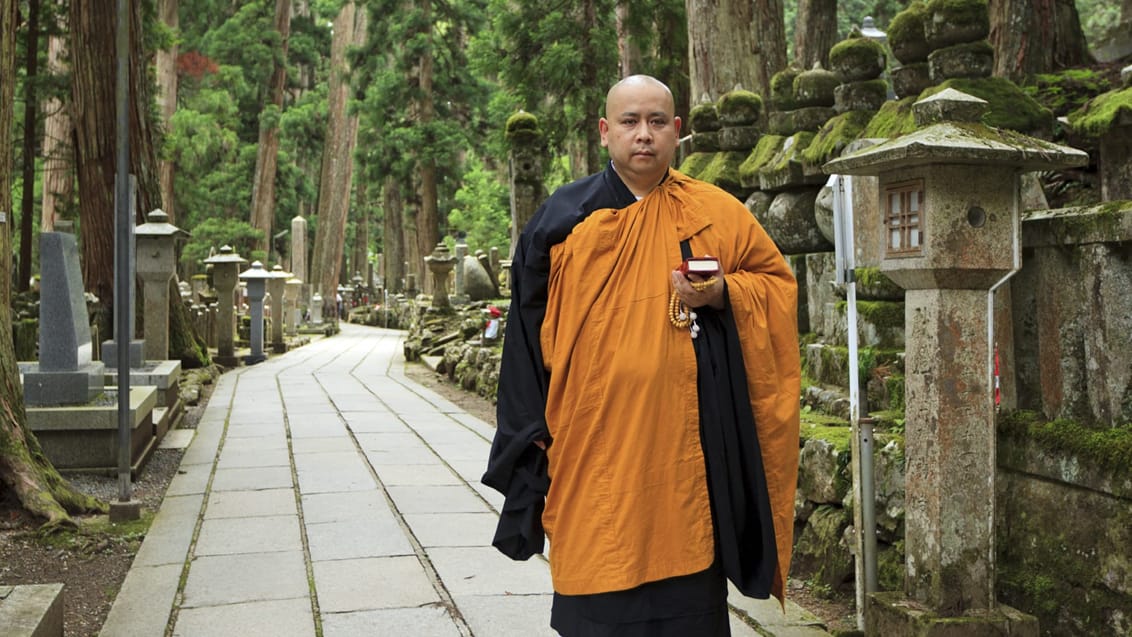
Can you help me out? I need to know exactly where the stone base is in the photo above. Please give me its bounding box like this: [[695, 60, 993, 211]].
[[101, 339, 145, 368], [108, 500, 143, 523], [272, 342, 289, 354], [0, 583, 64, 637], [26, 387, 157, 475], [104, 360, 183, 442], [18, 361, 106, 405], [244, 352, 267, 365], [213, 354, 242, 367], [867, 592, 1039, 637]]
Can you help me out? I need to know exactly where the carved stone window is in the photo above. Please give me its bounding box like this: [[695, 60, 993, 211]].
[[886, 180, 924, 255]]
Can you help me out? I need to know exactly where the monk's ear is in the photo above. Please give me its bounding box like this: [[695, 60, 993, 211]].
[[673, 116, 682, 137], [599, 117, 610, 147]]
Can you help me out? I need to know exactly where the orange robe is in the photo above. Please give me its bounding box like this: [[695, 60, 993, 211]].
[[538, 170, 800, 599]]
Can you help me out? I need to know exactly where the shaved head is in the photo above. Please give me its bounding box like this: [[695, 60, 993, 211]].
[[605, 75, 675, 119], [599, 75, 682, 196]]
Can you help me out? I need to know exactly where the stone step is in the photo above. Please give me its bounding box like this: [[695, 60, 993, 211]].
[[0, 584, 64, 637]]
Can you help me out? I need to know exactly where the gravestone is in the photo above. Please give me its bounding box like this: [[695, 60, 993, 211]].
[[21, 232, 106, 405]]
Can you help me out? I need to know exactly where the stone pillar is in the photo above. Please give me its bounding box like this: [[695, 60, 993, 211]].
[[310, 292, 323, 325], [135, 210, 188, 361], [203, 246, 248, 367], [285, 277, 302, 336], [423, 242, 456, 310], [824, 89, 1087, 636], [267, 265, 288, 353], [506, 111, 546, 257], [453, 234, 469, 303], [239, 262, 270, 364]]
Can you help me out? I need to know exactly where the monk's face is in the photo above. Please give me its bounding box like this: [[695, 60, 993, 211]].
[[599, 79, 682, 194]]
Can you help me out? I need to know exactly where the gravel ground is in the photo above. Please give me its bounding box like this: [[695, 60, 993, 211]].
[[0, 380, 212, 637]]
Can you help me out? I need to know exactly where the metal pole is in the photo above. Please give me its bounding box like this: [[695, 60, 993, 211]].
[[115, 0, 132, 503]]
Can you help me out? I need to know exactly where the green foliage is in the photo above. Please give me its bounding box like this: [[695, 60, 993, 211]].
[[181, 217, 266, 271], [447, 153, 511, 256]]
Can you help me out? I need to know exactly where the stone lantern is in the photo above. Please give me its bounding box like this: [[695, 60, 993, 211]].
[[824, 89, 1087, 636], [135, 209, 189, 361], [267, 265, 290, 353], [203, 246, 248, 367], [239, 261, 272, 364], [285, 276, 303, 335], [423, 242, 456, 310]]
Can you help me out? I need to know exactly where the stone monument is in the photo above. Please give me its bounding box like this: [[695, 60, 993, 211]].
[[239, 261, 272, 364], [824, 89, 1088, 636], [267, 265, 289, 353], [203, 246, 248, 367], [423, 242, 455, 310]]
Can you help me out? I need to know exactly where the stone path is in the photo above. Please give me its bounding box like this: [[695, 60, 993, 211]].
[[100, 323, 829, 636]]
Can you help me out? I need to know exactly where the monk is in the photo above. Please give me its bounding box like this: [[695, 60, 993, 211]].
[[483, 74, 801, 637]]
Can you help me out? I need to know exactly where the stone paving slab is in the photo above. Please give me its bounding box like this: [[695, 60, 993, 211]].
[[428, 546, 555, 597], [194, 515, 302, 555], [311, 555, 440, 613], [300, 490, 393, 525], [305, 518, 414, 560], [404, 512, 500, 547], [131, 495, 201, 567], [321, 606, 462, 637], [453, 593, 558, 637], [181, 551, 309, 608], [376, 462, 463, 486], [386, 485, 493, 514], [211, 465, 294, 492], [173, 598, 315, 637], [100, 563, 181, 637]]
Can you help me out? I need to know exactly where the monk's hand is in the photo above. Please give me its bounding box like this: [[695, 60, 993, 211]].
[[671, 270, 725, 310]]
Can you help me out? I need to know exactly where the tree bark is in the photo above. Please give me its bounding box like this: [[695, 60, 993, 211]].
[[310, 1, 365, 318], [249, 0, 293, 256], [616, 1, 636, 77], [155, 0, 178, 221], [580, 0, 602, 176], [71, 0, 162, 330], [687, 0, 786, 102], [41, 29, 73, 232], [989, 0, 1092, 83], [415, 0, 438, 294], [793, 0, 837, 70], [352, 179, 369, 287], [0, 0, 105, 529], [18, 0, 41, 293], [382, 175, 405, 294]]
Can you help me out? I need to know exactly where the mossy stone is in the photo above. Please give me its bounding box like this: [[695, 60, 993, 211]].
[[505, 111, 543, 146], [689, 103, 721, 133], [924, 0, 990, 50], [678, 152, 716, 180], [888, 1, 930, 64], [863, 97, 919, 138], [699, 151, 747, 191], [829, 37, 888, 82], [717, 89, 764, 126], [689, 130, 722, 153], [767, 111, 797, 136], [891, 62, 932, 99], [834, 79, 889, 114], [927, 40, 994, 81], [739, 135, 787, 186], [926, 76, 1054, 134], [795, 67, 840, 108], [802, 110, 874, 168], [771, 67, 802, 111], [794, 106, 839, 132], [1067, 85, 1132, 139], [1024, 69, 1113, 118]]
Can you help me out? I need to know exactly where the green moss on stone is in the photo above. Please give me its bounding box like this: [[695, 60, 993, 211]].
[[828, 37, 887, 79], [855, 300, 905, 329], [689, 103, 721, 133], [926, 76, 1054, 133], [863, 97, 918, 138], [802, 110, 874, 166], [794, 68, 840, 107], [1067, 86, 1132, 139], [773, 131, 817, 172], [505, 111, 543, 145], [678, 151, 716, 179], [739, 135, 786, 183], [771, 67, 802, 111], [1023, 68, 1112, 117], [888, 1, 928, 48], [800, 412, 853, 453], [717, 89, 764, 124], [925, 0, 988, 25], [699, 151, 746, 188], [999, 410, 1132, 473], [886, 374, 905, 411]]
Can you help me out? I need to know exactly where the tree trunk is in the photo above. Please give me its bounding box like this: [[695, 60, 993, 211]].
[[416, 0, 437, 294], [0, 0, 105, 529], [352, 179, 369, 287], [793, 0, 837, 70], [249, 0, 293, 256], [18, 0, 41, 293], [155, 0, 178, 221], [41, 30, 73, 232], [382, 175, 405, 294], [989, 0, 1092, 82], [310, 1, 365, 318], [616, 1, 636, 77], [687, 0, 786, 102], [71, 0, 162, 334], [580, 0, 602, 176]]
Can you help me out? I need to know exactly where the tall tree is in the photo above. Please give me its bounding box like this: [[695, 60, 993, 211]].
[[249, 0, 293, 256], [155, 0, 179, 221], [70, 0, 163, 326], [989, 0, 1092, 83], [0, 0, 105, 528], [687, 0, 786, 102], [382, 174, 405, 293], [18, 0, 41, 293], [794, 0, 838, 70], [310, 0, 365, 316], [40, 13, 72, 232]]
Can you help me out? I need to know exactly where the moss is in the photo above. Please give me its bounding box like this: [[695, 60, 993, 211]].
[[794, 68, 840, 107], [1067, 86, 1132, 139], [770, 67, 802, 111], [678, 151, 716, 179], [877, 540, 906, 591], [688, 103, 721, 132], [717, 89, 763, 124], [998, 410, 1132, 473], [738, 134, 786, 183], [698, 151, 746, 188], [886, 374, 906, 411], [505, 111, 543, 145], [925, 77, 1054, 133], [862, 97, 918, 138], [802, 110, 874, 166], [888, 1, 928, 47], [800, 412, 853, 453], [925, 0, 988, 25], [773, 131, 817, 172], [828, 37, 887, 78], [1023, 68, 1112, 117], [856, 300, 904, 328]]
